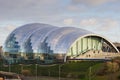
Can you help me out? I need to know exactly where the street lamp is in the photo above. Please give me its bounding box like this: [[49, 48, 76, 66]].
[[19, 64, 23, 74], [36, 64, 38, 80], [59, 64, 63, 80], [8, 62, 11, 72]]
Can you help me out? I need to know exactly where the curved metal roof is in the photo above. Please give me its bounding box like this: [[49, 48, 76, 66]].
[[31, 26, 58, 52], [45, 27, 92, 53], [4, 23, 119, 54], [5, 23, 58, 52]]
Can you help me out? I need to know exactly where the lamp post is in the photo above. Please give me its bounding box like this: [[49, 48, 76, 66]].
[[19, 64, 23, 74], [36, 64, 38, 80], [59, 64, 63, 80], [59, 64, 61, 80], [8, 62, 11, 72]]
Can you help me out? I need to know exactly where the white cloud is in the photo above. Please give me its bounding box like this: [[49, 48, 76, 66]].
[[80, 18, 98, 26], [63, 18, 73, 25], [0, 25, 16, 46], [67, 5, 79, 11], [5, 25, 16, 31], [0, 0, 61, 21], [80, 18, 118, 29], [99, 19, 118, 30], [79, 18, 120, 42], [71, 0, 118, 6], [67, 4, 87, 12]]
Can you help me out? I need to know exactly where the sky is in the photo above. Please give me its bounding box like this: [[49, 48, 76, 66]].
[[0, 0, 120, 46]]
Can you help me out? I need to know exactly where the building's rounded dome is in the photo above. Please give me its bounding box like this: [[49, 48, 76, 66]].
[[3, 23, 119, 64], [4, 23, 93, 54]]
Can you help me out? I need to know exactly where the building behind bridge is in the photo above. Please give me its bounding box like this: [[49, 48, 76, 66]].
[[113, 42, 120, 51], [2, 23, 120, 64]]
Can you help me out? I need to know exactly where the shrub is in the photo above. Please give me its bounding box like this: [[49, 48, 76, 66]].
[[66, 73, 72, 78], [21, 69, 32, 76], [96, 68, 106, 76], [105, 61, 119, 73]]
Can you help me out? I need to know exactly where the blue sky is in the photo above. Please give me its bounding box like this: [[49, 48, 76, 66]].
[[0, 0, 120, 45]]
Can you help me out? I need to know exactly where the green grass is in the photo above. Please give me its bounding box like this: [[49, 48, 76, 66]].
[[62, 61, 101, 72], [0, 60, 104, 79]]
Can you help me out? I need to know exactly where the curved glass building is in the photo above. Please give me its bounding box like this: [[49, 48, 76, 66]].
[[3, 23, 119, 64]]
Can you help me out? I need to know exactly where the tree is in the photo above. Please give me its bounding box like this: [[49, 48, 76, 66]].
[[105, 61, 119, 73]]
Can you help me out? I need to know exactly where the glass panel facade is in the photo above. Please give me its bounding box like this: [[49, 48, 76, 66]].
[[3, 23, 118, 64]]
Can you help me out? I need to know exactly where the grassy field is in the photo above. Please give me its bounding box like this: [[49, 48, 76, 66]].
[[0, 60, 105, 80], [1, 60, 120, 80], [1, 57, 120, 80]]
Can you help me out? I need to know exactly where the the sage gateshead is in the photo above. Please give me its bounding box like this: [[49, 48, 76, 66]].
[[3, 23, 119, 64]]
